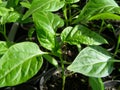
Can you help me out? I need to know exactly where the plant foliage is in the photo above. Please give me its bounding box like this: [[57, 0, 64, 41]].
[[0, 0, 120, 90]]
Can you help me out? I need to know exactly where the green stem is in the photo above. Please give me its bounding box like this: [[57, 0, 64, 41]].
[[99, 20, 105, 34], [63, 4, 68, 26], [109, 59, 120, 63], [60, 55, 66, 90], [114, 34, 120, 56], [3, 24, 9, 41], [68, 3, 72, 25]]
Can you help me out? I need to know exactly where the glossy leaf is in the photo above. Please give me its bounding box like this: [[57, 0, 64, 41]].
[[0, 42, 44, 87], [43, 55, 58, 67], [75, 0, 120, 23], [5, 11, 20, 23], [61, 25, 107, 45], [67, 46, 114, 77], [89, 77, 104, 90], [0, 41, 8, 55], [66, 0, 80, 3], [0, 7, 20, 24], [22, 0, 64, 20], [0, 7, 13, 16], [33, 11, 64, 32], [89, 13, 120, 20], [33, 11, 64, 51], [20, 1, 31, 9]]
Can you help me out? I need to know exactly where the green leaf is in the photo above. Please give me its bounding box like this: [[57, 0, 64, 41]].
[[0, 1, 7, 7], [22, 0, 65, 20], [0, 7, 13, 16], [20, 1, 31, 9], [43, 55, 58, 67], [66, 0, 80, 3], [6, 11, 20, 23], [0, 42, 44, 87], [0, 41, 8, 55], [0, 0, 2, 3], [0, 7, 20, 24], [75, 0, 120, 23], [33, 11, 64, 51], [67, 46, 114, 77], [1, 11, 20, 24], [28, 28, 35, 39], [61, 25, 107, 45], [6, 0, 19, 8], [89, 13, 120, 20], [89, 77, 104, 90]]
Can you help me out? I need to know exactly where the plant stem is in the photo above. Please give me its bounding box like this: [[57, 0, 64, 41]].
[[109, 59, 120, 63], [114, 34, 120, 56], [63, 4, 68, 26], [99, 20, 105, 33], [60, 55, 66, 90], [68, 3, 72, 25], [3, 24, 9, 41]]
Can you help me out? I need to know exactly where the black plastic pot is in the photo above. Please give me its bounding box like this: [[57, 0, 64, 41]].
[[104, 80, 120, 90]]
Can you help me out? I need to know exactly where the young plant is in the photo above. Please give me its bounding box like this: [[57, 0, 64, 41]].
[[0, 0, 120, 90]]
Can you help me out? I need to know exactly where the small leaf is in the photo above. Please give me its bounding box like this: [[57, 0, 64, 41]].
[[66, 0, 80, 3], [0, 41, 8, 55], [20, 1, 31, 9], [33, 11, 64, 51], [89, 77, 104, 90], [0, 7, 12, 16], [33, 11, 64, 32], [61, 25, 107, 45], [43, 55, 58, 67], [6, 11, 20, 23], [0, 7, 20, 24], [67, 46, 114, 77], [22, 0, 65, 20], [0, 42, 44, 87], [28, 28, 35, 39], [89, 13, 120, 20]]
